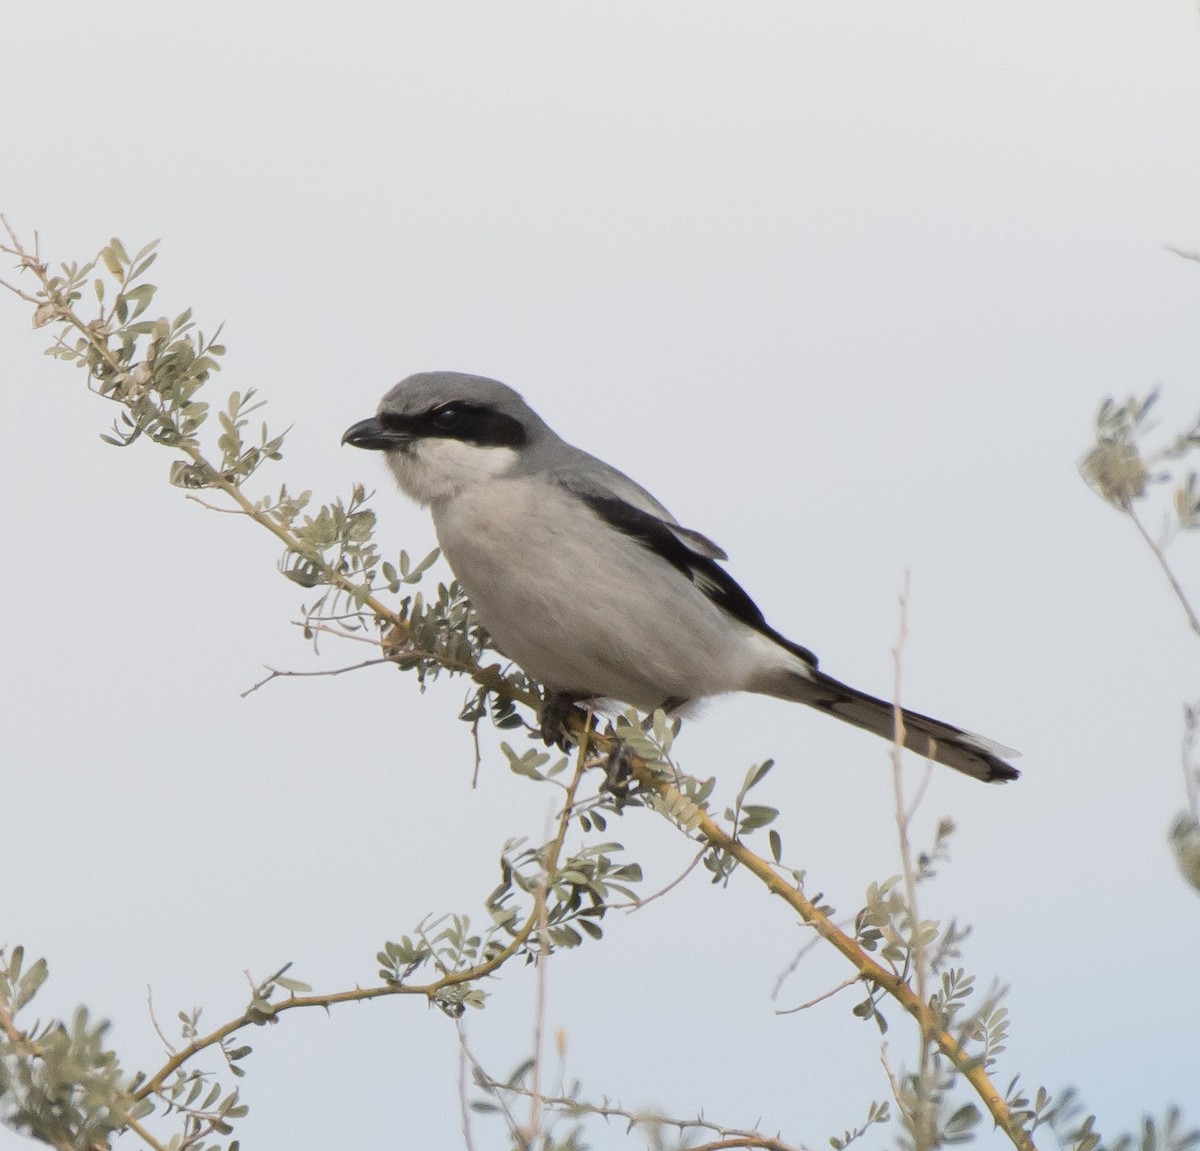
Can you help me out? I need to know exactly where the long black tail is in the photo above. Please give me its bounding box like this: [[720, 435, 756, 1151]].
[[777, 669, 1019, 783]]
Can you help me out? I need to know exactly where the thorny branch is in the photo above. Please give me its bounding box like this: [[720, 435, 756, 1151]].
[[469, 1072, 812, 1151], [133, 752, 591, 1111], [642, 767, 1038, 1151]]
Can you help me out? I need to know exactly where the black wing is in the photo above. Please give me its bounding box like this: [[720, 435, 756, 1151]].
[[567, 484, 819, 670]]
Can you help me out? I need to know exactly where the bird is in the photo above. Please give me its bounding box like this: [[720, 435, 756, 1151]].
[[343, 371, 1018, 783]]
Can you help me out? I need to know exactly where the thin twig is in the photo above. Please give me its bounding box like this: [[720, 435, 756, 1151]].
[[134, 912, 532, 1102], [470, 1075, 807, 1151], [125, 1116, 170, 1151], [240, 658, 394, 698], [880, 1043, 905, 1116], [183, 495, 247, 514], [892, 573, 936, 1151], [458, 1034, 524, 1142], [469, 712, 484, 789], [904, 762, 934, 827], [145, 986, 177, 1055], [685, 1141, 799, 1151], [609, 845, 707, 912], [770, 932, 824, 1001], [530, 739, 590, 1142], [1127, 504, 1200, 637], [525, 874, 550, 1143], [775, 973, 865, 1016], [0, 275, 42, 304], [292, 620, 381, 645], [1183, 707, 1200, 822], [455, 1020, 478, 1151]]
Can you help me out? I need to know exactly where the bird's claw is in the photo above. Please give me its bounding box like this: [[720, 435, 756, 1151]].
[[538, 691, 587, 750], [599, 739, 636, 806]]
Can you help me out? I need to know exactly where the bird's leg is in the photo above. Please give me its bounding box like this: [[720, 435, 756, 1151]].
[[538, 690, 589, 750], [600, 742, 636, 805], [603, 697, 688, 803], [539, 692, 632, 804]]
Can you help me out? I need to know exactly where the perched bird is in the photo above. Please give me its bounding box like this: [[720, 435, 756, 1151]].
[[343, 372, 1018, 783]]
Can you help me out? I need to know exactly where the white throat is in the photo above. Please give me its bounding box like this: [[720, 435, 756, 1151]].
[[386, 439, 520, 505]]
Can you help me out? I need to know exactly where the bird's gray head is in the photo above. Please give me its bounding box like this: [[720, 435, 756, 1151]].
[[342, 371, 554, 504]]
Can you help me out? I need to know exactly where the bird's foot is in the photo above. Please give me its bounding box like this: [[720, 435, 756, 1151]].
[[538, 691, 588, 751], [599, 739, 636, 807]]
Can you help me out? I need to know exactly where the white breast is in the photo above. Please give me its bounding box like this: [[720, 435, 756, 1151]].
[[430, 477, 793, 707]]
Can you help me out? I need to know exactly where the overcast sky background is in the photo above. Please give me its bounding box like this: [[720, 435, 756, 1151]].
[[3, 4, 1200, 1149]]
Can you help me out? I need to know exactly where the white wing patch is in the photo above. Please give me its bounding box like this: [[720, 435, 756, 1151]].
[[667, 523, 728, 561]]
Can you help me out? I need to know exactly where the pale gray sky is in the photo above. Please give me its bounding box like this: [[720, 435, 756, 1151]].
[[3, 4, 1200, 1148]]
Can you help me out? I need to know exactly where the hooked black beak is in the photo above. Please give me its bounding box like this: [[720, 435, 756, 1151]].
[[342, 416, 407, 451]]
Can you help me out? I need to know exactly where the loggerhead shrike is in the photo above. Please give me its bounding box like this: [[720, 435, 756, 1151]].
[[343, 371, 1018, 783]]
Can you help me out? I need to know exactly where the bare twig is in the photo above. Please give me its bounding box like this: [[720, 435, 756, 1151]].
[[775, 973, 865, 1016], [290, 620, 380, 644], [145, 986, 177, 1055], [609, 845, 707, 912], [904, 762, 934, 827], [455, 1020, 478, 1151], [1127, 504, 1200, 638], [1183, 707, 1200, 822], [458, 1033, 524, 1143], [770, 933, 824, 1001], [469, 712, 484, 789], [522, 743, 585, 1146], [183, 495, 249, 514], [0, 216, 45, 303], [125, 1117, 170, 1151], [880, 1043, 905, 1117], [240, 658, 394, 698], [891, 574, 936, 1150]]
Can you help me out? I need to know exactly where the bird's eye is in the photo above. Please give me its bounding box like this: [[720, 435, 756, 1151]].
[[431, 405, 463, 430]]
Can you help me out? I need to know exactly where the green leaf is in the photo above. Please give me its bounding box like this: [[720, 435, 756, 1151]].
[[13, 957, 48, 1011], [500, 742, 549, 780], [274, 976, 312, 993], [738, 804, 778, 832], [740, 758, 774, 794], [1171, 813, 1200, 894], [122, 282, 156, 321], [130, 251, 159, 280], [101, 245, 124, 276]]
